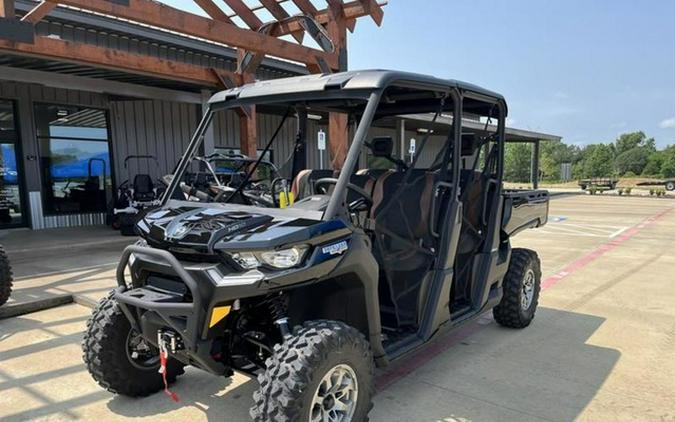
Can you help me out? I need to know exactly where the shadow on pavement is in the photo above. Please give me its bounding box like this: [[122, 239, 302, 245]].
[[373, 307, 620, 422], [1, 303, 618, 422]]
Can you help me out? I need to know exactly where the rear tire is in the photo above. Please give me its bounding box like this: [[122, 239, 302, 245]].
[[494, 248, 541, 328], [82, 292, 185, 396], [250, 320, 375, 422], [0, 247, 13, 306], [666, 181, 675, 191]]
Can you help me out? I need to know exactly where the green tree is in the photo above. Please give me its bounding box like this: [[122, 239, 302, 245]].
[[615, 147, 650, 175], [539, 140, 580, 181], [660, 146, 675, 178], [504, 143, 532, 182], [642, 151, 665, 177], [614, 131, 655, 155], [582, 144, 615, 178]]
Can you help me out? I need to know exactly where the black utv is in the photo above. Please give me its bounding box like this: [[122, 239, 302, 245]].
[[82, 70, 549, 421]]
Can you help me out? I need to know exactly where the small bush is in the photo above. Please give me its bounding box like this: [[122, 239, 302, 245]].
[[589, 187, 597, 195], [625, 187, 632, 195], [618, 188, 624, 196], [649, 189, 655, 196]]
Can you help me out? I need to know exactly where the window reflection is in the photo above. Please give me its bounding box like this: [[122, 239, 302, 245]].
[[35, 104, 112, 215], [0, 100, 23, 226]]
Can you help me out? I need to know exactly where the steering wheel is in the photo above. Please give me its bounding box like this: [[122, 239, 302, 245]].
[[313, 178, 373, 210]]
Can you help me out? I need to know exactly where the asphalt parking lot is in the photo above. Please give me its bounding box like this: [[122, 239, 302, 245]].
[[1, 194, 674, 422]]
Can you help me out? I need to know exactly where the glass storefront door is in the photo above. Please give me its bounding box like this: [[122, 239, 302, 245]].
[[34, 104, 113, 215], [0, 100, 26, 228]]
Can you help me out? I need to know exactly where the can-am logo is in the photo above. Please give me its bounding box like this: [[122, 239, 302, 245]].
[[322, 240, 348, 256]]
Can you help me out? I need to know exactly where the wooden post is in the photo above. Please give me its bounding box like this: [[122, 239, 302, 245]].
[[329, 113, 348, 171], [327, 1, 349, 170], [0, 0, 15, 18], [235, 72, 257, 158], [239, 105, 257, 158]]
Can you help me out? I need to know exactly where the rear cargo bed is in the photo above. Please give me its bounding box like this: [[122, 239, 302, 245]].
[[502, 189, 549, 236]]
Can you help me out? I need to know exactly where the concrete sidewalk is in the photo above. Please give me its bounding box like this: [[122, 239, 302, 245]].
[[1, 227, 132, 314], [1, 226, 133, 279]]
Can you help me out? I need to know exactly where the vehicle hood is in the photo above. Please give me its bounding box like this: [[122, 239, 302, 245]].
[[137, 205, 347, 255]]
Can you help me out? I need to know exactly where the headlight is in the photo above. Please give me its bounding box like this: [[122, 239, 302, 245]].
[[230, 252, 260, 270], [260, 246, 308, 269], [227, 245, 309, 270]]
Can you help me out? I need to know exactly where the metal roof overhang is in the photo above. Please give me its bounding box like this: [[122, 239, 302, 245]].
[[14, 0, 309, 76], [385, 113, 561, 143]]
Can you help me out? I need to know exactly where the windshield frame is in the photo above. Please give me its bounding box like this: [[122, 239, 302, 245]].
[[161, 81, 505, 222], [160, 89, 383, 220]]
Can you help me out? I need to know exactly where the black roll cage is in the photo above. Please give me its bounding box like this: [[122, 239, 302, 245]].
[[162, 80, 507, 224]]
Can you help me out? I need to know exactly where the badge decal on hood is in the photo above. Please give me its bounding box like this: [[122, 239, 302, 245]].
[[322, 240, 348, 256]]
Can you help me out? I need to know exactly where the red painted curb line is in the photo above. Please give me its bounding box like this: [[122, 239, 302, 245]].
[[541, 206, 674, 290], [376, 205, 675, 391]]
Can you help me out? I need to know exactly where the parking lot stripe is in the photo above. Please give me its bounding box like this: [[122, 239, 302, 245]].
[[376, 204, 675, 392], [541, 205, 674, 290]]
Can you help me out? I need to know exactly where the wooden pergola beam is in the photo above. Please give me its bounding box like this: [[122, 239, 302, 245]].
[[193, 0, 234, 24], [44, 0, 339, 69], [291, 0, 318, 16], [0, 35, 229, 87], [258, 0, 303, 43], [223, 0, 263, 30], [326, 0, 355, 32], [270, 1, 380, 37], [0, 0, 14, 18], [358, 0, 383, 25], [21, 1, 57, 24]]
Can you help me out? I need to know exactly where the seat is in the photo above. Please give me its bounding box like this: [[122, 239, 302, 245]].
[[290, 169, 334, 200], [132, 174, 155, 202], [369, 169, 437, 327], [452, 137, 491, 307], [456, 169, 489, 254]]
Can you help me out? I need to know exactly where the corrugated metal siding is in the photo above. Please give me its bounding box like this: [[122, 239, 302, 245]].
[[29, 191, 105, 229], [32, 19, 297, 83], [110, 100, 199, 181]]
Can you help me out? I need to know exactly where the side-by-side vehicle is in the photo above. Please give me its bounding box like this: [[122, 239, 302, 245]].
[[82, 70, 549, 421]]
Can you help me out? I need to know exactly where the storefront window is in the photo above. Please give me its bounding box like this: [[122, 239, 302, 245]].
[[34, 104, 112, 215], [0, 100, 24, 227]]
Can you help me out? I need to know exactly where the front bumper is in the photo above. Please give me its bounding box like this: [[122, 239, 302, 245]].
[[113, 242, 346, 374], [114, 245, 229, 374]]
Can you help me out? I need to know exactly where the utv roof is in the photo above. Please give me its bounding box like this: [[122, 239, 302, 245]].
[[208, 70, 505, 106]]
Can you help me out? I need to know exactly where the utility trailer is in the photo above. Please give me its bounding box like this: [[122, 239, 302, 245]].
[[636, 179, 675, 191], [578, 178, 618, 190]]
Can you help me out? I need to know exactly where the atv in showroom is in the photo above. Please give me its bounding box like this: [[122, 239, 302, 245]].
[[83, 70, 549, 421]]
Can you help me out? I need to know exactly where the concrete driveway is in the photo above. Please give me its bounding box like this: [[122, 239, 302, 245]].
[[1, 195, 674, 421]]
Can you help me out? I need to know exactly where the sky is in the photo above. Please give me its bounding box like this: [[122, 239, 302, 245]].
[[160, 0, 675, 148]]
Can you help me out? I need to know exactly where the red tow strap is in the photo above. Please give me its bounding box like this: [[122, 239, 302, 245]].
[[159, 349, 180, 403]]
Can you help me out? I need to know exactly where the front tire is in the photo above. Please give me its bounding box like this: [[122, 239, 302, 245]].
[[494, 248, 541, 328], [666, 181, 675, 191], [82, 292, 185, 396], [251, 320, 375, 422], [0, 247, 13, 306]]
